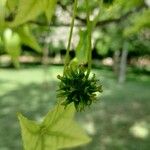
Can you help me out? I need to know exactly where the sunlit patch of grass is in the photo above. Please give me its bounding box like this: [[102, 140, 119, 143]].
[[129, 121, 149, 139], [0, 66, 150, 150]]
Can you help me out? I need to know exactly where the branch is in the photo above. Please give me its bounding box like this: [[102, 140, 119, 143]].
[[57, 1, 146, 27], [95, 4, 146, 27], [57, 1, 86, 24], [28, 3, 146, 28], [28, 21, 84, 27]]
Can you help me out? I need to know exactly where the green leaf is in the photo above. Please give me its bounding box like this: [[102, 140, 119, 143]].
[[76, 30, 89, 63], [0, 0, 7, 29], [43, 0, 57, 22], [17, 25, 41, 53], [103, 0, 114, 4], [3, 28, 21, 68], [96, 41, 109, 55], [124, 9, 150, 36], [18, 104, 91, 150], [6, 0, 18, 11], [103, 0, 114, 6], [10, 0, 43, 26], [17, 113, 41, 150]]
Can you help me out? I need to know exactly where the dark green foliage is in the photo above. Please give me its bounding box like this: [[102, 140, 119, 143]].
[[103, 0, 114, 5], [57, 66, 103, 111]]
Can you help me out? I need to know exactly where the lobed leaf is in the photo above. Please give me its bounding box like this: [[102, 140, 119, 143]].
[[6, 0, 18, 12], [0, 0, 7, 29], [3, 28, 21, 67], [43, 0, 58, 22], [16, 25, 41, 53], [18, 104, 91, 150], [10, 0, 43, 26]]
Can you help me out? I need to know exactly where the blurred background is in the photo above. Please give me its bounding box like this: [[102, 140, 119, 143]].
[[0, 0, 150, 150]]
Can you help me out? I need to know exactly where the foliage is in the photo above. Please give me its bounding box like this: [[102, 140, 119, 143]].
[[8, 0, 57, 26], [18, 104, 91, 150], [95, 23, 150, 57], [103, 0, 114, 5], [124, 9, 150, 36], [0, 0, 6, 29], [0, 0, 58, 66], [76, 30, 89, 63], [16, 25, 41, 52], [48, 0, 149, 58], [0, 0, 101, 149], [44, 0, 57, 22], [1, 26, 41, 66], [9, 0, 43, 27], [0, 0, 149, 63], [3, 28, 21, 67], [95, 25, 124, 55], [0, 0, 149, 149]]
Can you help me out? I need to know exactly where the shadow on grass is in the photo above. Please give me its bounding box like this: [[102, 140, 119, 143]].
[[72, 99, 150, 150], [0, 82, 57, 150], [71, 71, 150, 150], [0, 69, 150, 150]]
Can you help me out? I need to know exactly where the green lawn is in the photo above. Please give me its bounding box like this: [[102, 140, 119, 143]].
[[0, 66, 150, 150]]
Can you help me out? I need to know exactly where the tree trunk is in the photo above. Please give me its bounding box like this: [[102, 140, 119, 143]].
[[118, 48, 128, 84], [113, 50, 120, 76]]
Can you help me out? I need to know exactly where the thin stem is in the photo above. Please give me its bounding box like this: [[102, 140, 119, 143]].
[[85, 0, 92, 76], [64, 0, 78, 70], [93, 0, 102, 28]]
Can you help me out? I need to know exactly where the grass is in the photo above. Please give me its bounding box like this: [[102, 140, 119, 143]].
[[0, 65, 150, 150]]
